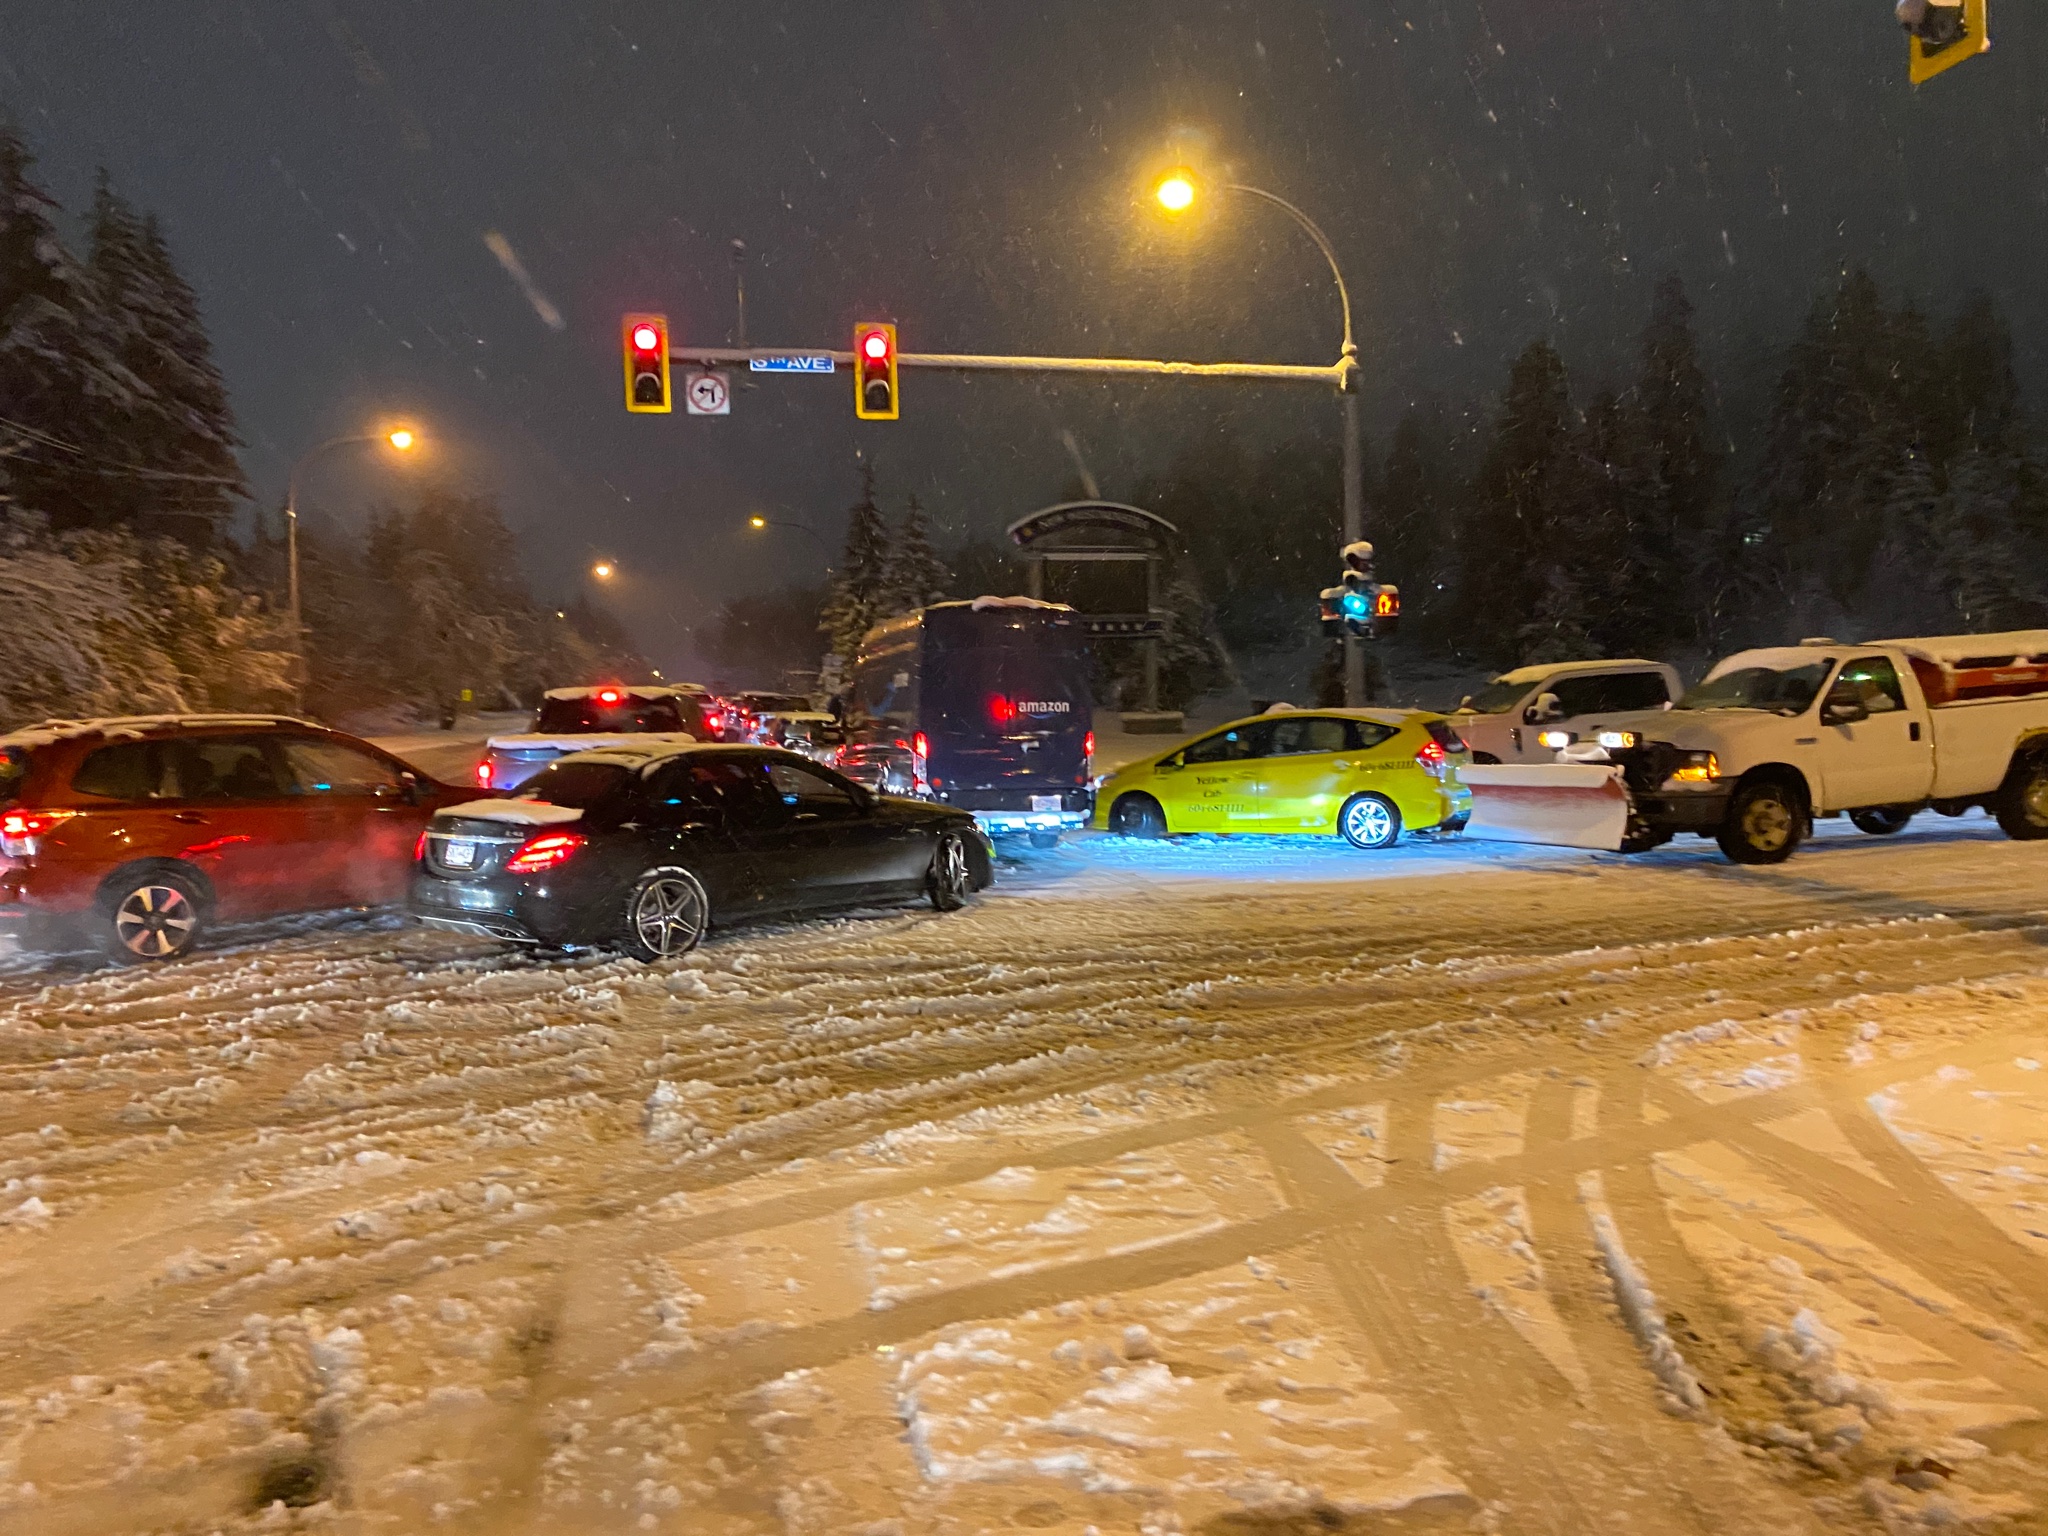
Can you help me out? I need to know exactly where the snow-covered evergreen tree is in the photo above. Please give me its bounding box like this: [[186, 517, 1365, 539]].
[[818, 462, 891, 659], [87, 175, 245, 545], [878, 493, 949, 617], [1463, 339, 1575, 665]]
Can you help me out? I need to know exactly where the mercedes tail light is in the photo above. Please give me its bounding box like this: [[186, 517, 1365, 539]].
[[505, 830, 586, 874], [0, 808, 75, 858], [413, 829, 430, 862]]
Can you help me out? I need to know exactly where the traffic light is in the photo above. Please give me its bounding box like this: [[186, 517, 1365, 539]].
[[623, 314, 670, 413], [1901, 0, 1987, 83], [854, 322, 898, 420], [1321, 541, 1400, 641]]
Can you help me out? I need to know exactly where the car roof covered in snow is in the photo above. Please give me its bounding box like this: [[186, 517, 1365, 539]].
[[1489, 658, 1668, 686], [0, 714, 311, 749], [541, 740, 793, 774], [541, 684, 706, 700], [1862, 631, 2048, 668]]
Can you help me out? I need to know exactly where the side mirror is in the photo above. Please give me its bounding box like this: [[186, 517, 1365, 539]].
[[1822, 693, 1868, 726], [1157, 754, 1182, 773], [1523, 692, 1563, 725], [398, 770, 422, 805]]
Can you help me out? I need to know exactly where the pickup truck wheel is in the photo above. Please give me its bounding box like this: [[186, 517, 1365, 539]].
[[1995, 759, 2048, 840], [1717, 780, 1804, 865], [1850, 806, 1915, 836]]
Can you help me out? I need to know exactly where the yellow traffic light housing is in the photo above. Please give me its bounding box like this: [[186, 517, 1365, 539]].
[[853, 323, 899, 420], [623, 313, 671, 413], [1908, 0, 1988, 84]]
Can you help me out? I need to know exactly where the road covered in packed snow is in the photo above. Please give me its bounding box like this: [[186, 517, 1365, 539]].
[[4, 817, 2048, 1533]]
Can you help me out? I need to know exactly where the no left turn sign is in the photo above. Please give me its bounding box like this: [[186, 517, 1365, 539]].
[[683, 369, 731, 415]]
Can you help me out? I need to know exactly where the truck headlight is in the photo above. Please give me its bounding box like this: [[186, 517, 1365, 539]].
[[1537, 730, 1574, 750], [1596, 730, 1639, 751], [1664, 751, 1720, 785]]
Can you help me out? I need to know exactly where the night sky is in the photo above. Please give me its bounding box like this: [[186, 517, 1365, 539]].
[[3, 3, 2042, 673]]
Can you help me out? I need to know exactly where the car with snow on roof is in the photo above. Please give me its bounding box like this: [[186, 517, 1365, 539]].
[[476, 684, 717, 793], [1449, 658, 1681, 763], [410, 740, 993, 956], [0, 713, 468, 961], [1091, 707, 1472, 848], [1461, 630, 2048, 862]]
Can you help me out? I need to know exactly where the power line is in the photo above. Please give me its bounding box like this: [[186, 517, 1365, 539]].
[[0, 414, 245, 488]]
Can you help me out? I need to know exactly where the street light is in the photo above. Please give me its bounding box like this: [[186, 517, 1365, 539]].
[[1152, 166, 1368, 704], [592, 561, 616, 580], [284, 425, 422, 713], [744, 515, 829, 554]]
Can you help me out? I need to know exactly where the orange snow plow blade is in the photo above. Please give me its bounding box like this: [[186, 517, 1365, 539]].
[[1459, 764, 1629, 852]]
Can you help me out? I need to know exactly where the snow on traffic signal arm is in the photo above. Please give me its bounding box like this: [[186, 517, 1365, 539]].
[[623, 313, 671, 413], [854, 323, 899, 420]]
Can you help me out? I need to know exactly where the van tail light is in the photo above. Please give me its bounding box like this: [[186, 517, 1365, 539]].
[[988, 695, 1016, 726], [1, 808, 77, 858], [912, 731, 929, 761], [1083, 730, 1095, 760], [1414, 739, 1448, 777], [475, 759, 493, 787], [505, 830, 586, 874], [414, 829, 430, 862]]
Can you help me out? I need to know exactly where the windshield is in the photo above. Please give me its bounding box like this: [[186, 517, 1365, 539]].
[[518, 760, 631, 808], [1463, 677, 1533, 714], [534, 696, 683, 733], [0, 747, 27, 805], [1679, 660, 1834, 715]]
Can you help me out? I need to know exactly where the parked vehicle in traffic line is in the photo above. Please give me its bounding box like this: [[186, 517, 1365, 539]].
[[848, 598, 1094, 848], [713, 691, 815, 743], [835, 740, 925, 798], [477, 684, 713, 792], [0, 714, 466, 960], [411, 742, 992, 954], [1093, 707, 1472, 849], [1463, 631, 2048, 862], [1450, 658, 1681, 762]]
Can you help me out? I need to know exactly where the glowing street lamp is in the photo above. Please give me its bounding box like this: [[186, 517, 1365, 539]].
[[1154, 171, 1196, 213], [591, 561, 616, 580], [387, 428, 416, 451]]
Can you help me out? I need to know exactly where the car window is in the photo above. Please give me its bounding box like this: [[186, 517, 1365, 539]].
[[1423, 719, 1468, 752], [1182, 721, 1275, 764], [280, 738, 403, 795], [1603, 672, 1675, 711], [0, 746, 27, 806], [72, 740, 175, 800], [1835, 657, 1906, 713], [533, 695, 684, 733], [170, 735, 287, 801], [766, 759, 858, 813], [684, 759, 775, 824], [519, 759, 632, 808], [1269, 717, 1350, 756]]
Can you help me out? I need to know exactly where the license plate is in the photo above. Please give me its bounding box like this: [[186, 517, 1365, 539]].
[[442, 840, 475, 868], [1030, 794, 1062, 812]]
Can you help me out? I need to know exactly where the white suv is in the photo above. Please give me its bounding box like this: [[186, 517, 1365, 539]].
[[1452, 660, 1681, 763]]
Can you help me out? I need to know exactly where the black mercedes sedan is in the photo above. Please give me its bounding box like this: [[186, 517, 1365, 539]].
[[409, 743, 993, 957]]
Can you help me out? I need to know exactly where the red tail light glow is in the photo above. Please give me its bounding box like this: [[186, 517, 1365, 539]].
[[702, 712, 723, 734], [912, 731, 929, 760], [414, 829, 430, 862], [0, 808, 75, 857], [596, 688, 624, 705], [475, 760, 492, 786], [505, 830, 586, 874], [1083, 730, 1095, 759], [988, 695, 1016, 726], [1414, 739, 1448, 775]]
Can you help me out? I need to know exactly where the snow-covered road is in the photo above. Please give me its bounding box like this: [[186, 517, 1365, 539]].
[[5, 818, 2048, 1533]]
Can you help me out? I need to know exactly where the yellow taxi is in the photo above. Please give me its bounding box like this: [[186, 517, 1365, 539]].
[[1091, 708, 1472, 848]]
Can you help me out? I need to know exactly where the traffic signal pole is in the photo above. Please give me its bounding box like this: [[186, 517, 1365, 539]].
[[668, 343, 1346, 388]]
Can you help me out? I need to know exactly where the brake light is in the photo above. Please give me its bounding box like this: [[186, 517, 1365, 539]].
[[1083, 730, 1095, 760], [1414, 739, 1448, 776], [414, 829, 430, 862], [989, 695, 1016, 726], [912, 731, 929, 760], [596, 687, 624, 706], [475, 760, 492, 787], [703, 711, 723, 734], [0, 808, 76, 858], [505, 831, 586, 874]]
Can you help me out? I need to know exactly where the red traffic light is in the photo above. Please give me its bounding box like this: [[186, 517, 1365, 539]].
[[631, 324, 660, 352], [622, 313, 671, 413], [853, 322, 899, 421]]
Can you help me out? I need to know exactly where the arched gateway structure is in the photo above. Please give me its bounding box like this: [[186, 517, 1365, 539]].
[[1007, 501, 1178, 721]]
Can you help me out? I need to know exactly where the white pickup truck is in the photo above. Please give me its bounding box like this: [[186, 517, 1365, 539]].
[[1462, 631, 2048, 863]]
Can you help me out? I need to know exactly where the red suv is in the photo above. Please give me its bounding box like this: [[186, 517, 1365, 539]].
[[0, 715, 466, 962]]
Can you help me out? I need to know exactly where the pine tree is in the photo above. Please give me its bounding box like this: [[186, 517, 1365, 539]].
[[87, 175, 245, 545], [818, 462, 891, 659], [1928, 448, 2038, 631], [1462, 340, 1575, 664], [879, 493, 949, 617], [0, 122, 139, 531], [1630, 275, 1719, 644]]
